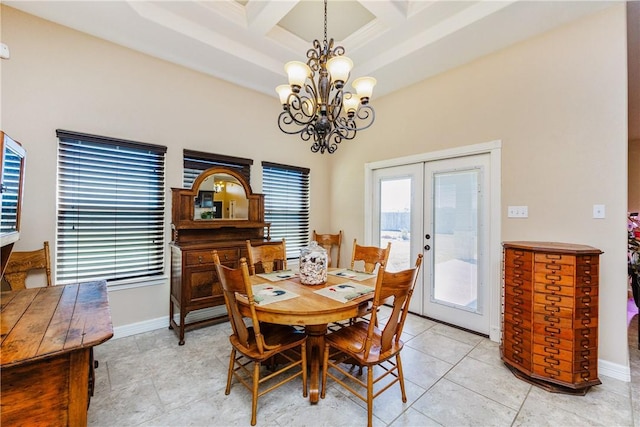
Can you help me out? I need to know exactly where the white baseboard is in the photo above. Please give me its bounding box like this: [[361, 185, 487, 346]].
[[112, 306, 228, 339], [599, 358, 631, 382]]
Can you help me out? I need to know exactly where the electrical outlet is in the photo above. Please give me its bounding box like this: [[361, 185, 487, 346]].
[[508, 206, 528, 218]]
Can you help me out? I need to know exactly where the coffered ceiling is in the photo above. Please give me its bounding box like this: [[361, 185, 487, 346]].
[[5, 1, 618, 100]]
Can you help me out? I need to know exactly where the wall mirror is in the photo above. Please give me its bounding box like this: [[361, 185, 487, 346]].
[[194, 172, 249, 220]]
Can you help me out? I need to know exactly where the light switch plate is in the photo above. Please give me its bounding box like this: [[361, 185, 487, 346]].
[[593, 204, 605, 219]]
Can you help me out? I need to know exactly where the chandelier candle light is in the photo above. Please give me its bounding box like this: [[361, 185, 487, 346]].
[[276, 0, 376, 154]]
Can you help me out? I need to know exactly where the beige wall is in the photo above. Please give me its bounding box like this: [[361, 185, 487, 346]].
[[330, 4, 628, 368], [0, 5, 332, 326], [1, 4, 630, 370]]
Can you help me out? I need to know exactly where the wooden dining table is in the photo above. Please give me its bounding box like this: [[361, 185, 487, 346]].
[[243, 270, 377, 404]]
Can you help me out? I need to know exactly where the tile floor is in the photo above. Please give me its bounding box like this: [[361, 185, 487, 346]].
[[88, 306, 640, 427]]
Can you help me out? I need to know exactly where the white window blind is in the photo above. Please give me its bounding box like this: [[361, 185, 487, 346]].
[[262, 162, 310, 259], [56, 130, 166, 284], [183, 149, 252, 189]]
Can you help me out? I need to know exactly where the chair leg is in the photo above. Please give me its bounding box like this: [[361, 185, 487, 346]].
[[367, 366, 374, 427], [225, 348, 236, 395], [251, 361, 260, 426], [397, 354, 407, 402]]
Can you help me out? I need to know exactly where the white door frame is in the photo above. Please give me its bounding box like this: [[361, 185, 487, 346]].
[[364, 140, 502, 342]]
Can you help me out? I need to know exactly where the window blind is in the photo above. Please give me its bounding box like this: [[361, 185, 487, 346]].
[[56, 130, 167, 284], [183, 149, 252, 188], [262, 162, 310, 259]]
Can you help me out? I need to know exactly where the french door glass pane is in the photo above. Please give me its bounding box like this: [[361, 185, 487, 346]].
[[380, 178, 411, 271], [433, 169, 479, 312]]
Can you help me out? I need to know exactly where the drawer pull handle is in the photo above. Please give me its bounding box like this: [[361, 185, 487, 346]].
[[198, 256, 203, 263], [544, 254, 562, 261], [544, 357, 560, 365], [581, 328, 591, 337], [545, 263, 561, 271], [582, 317, 592, 326], [545, 326, 560, 335], [513, 354, 523, 364], [513, 296, 523, 305], [544, 305, 559, 313], [544, 315, 559, 324], [513, 306, 523, 315], [513, 325, 523, 334], [513, 287, 524, 295], [545, 294, 561, 302], [581, 338, 590, 348], [544, 346, 559, 355], [544, 367, 560, 376], [545, 274, 561, 282], [224, 254, 229, 260], [545, 284, 561, 292], [513, 278, 524, 286], [545, 336, 560, 345]]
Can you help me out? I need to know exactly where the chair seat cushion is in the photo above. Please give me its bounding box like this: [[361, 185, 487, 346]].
[[326, 321, 403, 365]]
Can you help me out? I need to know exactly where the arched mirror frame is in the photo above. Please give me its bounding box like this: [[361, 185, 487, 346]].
[[171, 167, 269, 243]]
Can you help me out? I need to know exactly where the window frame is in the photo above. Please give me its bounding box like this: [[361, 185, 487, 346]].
[[56, 129, 167, 287]]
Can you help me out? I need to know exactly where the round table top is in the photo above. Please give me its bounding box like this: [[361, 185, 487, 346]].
[[243, 272, 377, 326]]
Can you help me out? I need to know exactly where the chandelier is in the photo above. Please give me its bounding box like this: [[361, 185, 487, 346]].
[[276, 0, 376, 154]]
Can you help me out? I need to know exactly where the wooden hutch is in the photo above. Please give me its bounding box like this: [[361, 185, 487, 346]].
[[170, 167, 271, 345], [501, 241, 602, 394]]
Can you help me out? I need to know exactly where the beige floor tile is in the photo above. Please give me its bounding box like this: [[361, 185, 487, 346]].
[[444, 356, 531, 410], [411, 378, 517, 426]]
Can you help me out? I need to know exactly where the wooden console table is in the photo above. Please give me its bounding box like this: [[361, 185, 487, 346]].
[[1, 281, 113, 426]]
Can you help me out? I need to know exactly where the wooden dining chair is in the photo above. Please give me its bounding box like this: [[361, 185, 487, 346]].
[[212, 251, 307, 426], [245, 239, 287, 275], [350, 239, 391, 273], [3, 241, 52, 290], [321, 254, 423, 427], [312, 230, 343, 268]]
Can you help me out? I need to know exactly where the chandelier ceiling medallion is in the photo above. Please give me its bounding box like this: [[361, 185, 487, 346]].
[[276, 0, 376, 154]]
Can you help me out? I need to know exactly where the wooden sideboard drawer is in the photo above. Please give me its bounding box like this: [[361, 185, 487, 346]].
[[505, 250, 533, 269], [186, 248, 238, 266]]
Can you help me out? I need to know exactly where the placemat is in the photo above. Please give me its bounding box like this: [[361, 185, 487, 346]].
[[327, 269, 377, 282], [314, 281, 375, 303], [252, 283, 299, 305], [256, 270, 297, 282]]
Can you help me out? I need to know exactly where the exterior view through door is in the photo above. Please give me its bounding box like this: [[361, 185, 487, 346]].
[[370, 151, 494, 336]]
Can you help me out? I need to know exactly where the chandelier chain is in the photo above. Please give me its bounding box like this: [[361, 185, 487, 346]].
[[323, 0, 328, 44]]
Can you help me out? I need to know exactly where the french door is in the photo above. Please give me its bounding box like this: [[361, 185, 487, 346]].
[[370, 153, 493, 335]]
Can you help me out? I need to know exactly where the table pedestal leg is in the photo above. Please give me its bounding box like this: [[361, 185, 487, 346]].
[[305, 324, 327, 404]]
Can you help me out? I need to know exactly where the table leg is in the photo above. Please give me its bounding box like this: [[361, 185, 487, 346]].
[[305, 324, 327, 404]]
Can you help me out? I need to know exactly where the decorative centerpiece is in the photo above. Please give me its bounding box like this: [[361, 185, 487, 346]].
[[299, 241, 328, 285]]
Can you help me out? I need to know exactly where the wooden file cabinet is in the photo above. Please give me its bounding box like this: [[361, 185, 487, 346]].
[[501, 241, 602, 394]]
